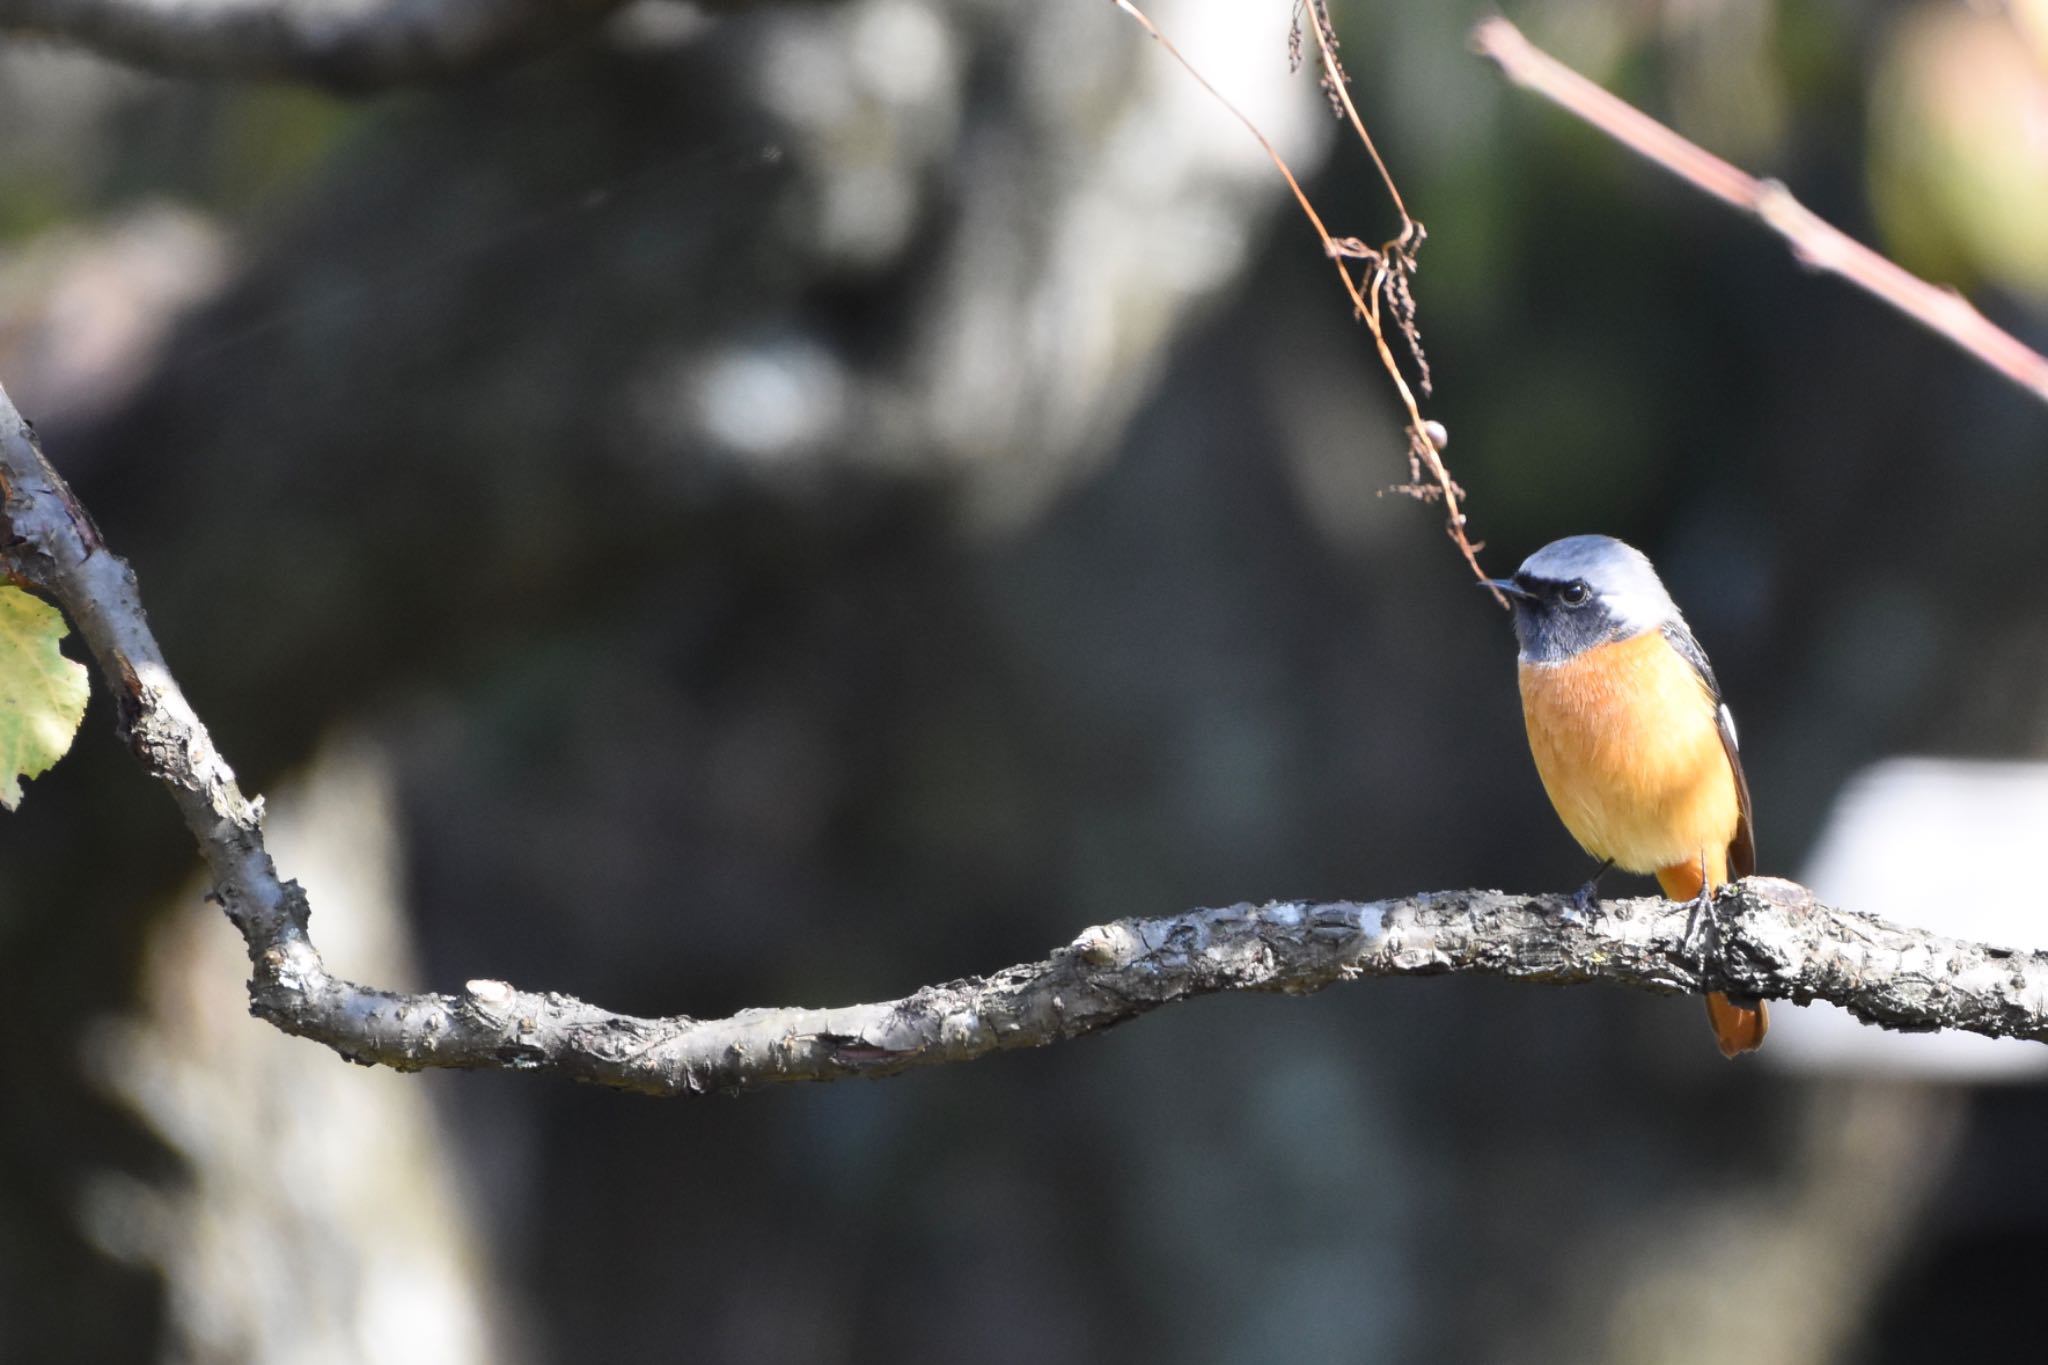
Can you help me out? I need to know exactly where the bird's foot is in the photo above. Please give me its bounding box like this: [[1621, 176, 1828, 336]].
[[1681, 883, 1719, 967], [1568, 859, 1615, 921]]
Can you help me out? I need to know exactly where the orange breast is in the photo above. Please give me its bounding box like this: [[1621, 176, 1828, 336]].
[[1518, 630, 1740, 879]]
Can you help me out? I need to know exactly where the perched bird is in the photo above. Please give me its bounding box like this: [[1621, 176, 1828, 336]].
[[1486, 535, 1766, 1057]]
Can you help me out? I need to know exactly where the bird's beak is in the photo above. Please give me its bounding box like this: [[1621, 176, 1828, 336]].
[[1481, 578, 1534, 602]]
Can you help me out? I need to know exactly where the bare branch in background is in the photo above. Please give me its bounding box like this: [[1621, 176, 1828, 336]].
[[0, 0, 631, 90], [5, 380, 2047, 1096], [1473, 16, 2048, 407]]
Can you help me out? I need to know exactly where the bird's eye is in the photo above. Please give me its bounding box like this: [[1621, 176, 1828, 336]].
[[1559, 580, 1592, 607]]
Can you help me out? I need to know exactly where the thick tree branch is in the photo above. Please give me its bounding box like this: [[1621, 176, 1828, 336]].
[[6, 381, 2048, 1096], [202, 880, 2048, 1094], [0, 0, 630, 90]]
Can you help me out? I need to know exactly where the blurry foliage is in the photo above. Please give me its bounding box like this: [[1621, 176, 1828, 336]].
[[204, 86, 364, 212], [1869, 3, 2048, 302], [0, 54, 364, 240]]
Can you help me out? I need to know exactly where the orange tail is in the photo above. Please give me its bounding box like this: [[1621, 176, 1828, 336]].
[[1704, 992, 1768, 1057], [1656, 858, 1768, 1057]]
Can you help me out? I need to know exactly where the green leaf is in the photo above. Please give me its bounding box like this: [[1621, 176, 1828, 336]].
[[0, 585, 89, 810]]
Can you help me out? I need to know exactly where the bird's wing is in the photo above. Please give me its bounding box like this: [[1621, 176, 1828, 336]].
[[1663, 623, 1754, 879]]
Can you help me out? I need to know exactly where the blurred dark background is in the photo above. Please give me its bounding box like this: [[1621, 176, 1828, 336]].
[[2, 0, 2047, 1360]]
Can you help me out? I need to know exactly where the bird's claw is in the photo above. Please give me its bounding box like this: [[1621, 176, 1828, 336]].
[[1681, 885, 1719, 967], [1567, 859, 1614, 923]]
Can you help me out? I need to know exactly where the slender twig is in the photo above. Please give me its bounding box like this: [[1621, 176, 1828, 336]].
[[1472, 16, 2048, 407], [1298, 0, 1411, 230], [1116, 0, 1502, 603], [6, 382, 2048, 1095]]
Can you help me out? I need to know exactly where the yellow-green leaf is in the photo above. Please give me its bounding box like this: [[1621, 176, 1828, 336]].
[[0, 585, 89, 810]]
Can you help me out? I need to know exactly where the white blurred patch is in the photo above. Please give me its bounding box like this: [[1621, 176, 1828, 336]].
[[627, 338, 850, 472], [848, 0, 954, 108], [691, 340, 848, 461], [1767, 758, 2048, 1081], [602, 0, 713, 52], [750, 0, 961, 268], [1123, 0, 1320, 164], [0, 203, 230, 421], [80, 734, 508, 1364]]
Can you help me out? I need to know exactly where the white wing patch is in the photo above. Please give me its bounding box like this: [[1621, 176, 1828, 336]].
[[1720, 703, 1739, 750]]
